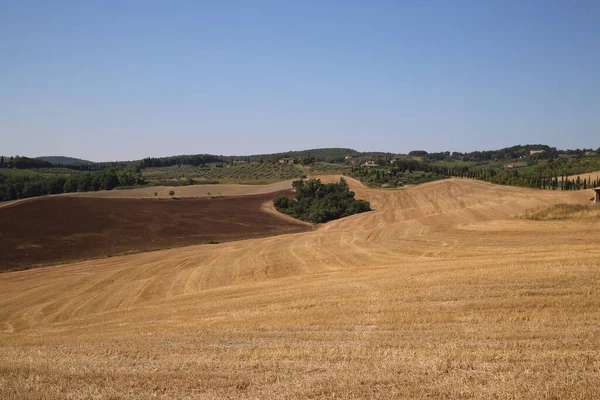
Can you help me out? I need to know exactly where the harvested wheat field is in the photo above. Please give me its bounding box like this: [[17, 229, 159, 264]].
[[1, 177, 599, 399], [567, 170, 600, 183], [0, 190, 309, 272]]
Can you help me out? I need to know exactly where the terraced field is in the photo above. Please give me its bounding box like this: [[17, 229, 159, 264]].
[[1, 177, 599, 399]]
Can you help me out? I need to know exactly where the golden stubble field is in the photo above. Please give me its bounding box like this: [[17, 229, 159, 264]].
[[1, 177, 599, 399]]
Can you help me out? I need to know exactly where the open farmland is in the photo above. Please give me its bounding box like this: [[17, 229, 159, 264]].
[[1, 177, 599, 399], [0, 190, 309, 272], [142, 162, 306, 185], [61, 180, 298, 199]]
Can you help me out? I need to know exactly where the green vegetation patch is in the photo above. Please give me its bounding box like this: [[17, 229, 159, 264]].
[[349, 159, 449, 187], [143, 162, 306, 185], [308, 162, 352, 175], [0, 166, 143, 202], [274, 178, 371, 224]]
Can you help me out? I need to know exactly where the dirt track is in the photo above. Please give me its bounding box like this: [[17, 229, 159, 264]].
[[1, 177, 599, 399], [0, 190, 309, 271]]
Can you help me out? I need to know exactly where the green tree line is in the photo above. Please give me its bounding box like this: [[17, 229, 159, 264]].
[[0, 166, 144, 202], [140, 154, 225, 168], [350, 159, 600, 190], [0, 155, 112, 171]]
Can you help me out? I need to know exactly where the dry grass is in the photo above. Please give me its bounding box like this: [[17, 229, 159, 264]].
[[0, 180, 298, 210], [61, 180, 297, 199], [1, 178, 599, 399], [522, 203, 600, 221], [567, 169, 600, 183]]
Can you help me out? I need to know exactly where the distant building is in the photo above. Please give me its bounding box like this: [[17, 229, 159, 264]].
[[345, 155, 353, 160], [592, 189, 600, 205], [279, 158, 295, 165], [530, 150, 545, 155], [506, 162, 526, 169], [363, 161, 379, 167]]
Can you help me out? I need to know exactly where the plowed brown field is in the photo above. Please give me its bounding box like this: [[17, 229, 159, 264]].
[[1, 177, 599, 399], [0, 190, 309, 271]]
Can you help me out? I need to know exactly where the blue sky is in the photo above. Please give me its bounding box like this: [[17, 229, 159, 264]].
[[1, 0, 599, 161]]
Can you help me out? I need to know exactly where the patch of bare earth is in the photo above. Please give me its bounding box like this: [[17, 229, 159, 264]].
[[0, 190, 309, 271]]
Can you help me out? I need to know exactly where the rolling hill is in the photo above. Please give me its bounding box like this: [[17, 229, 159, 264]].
[[36, 156, 95, 165], [1, 177, 598, 398]]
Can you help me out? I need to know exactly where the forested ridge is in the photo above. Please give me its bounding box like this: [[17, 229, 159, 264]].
[[1, 144, 599, 202]]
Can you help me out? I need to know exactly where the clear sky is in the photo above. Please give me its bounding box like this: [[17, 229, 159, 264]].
[[1, 0, 599, 161]]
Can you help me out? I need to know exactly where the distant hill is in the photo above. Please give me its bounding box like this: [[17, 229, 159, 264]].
[[16, 144, 600, 168], [230, 148, 364, 163], [140, 148, 372, 167], [36, 156, 95, 165]]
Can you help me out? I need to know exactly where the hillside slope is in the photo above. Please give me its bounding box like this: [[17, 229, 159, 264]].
[[0, 178, 598, 399], [0, 190, 310, 271]]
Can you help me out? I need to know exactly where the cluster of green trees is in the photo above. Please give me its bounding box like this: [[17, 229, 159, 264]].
[[420, 145, 558, 162], [0, 166, 144, 202], [350, 160, 451, 187], [54, 163, 108, 171], [415, 145, 600, 163], [240, 148, 359, 164], [349, 158, 600, 190], [458, 168, 599, 190], [0, 155, 110, 171], [0, 156, 53, 169], [273, 178, 371, 223], [140, 154, 225, 168]]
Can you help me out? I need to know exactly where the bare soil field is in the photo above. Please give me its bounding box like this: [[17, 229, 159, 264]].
[[0, 190, 309, 271], [1, 177, 599, 399]]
